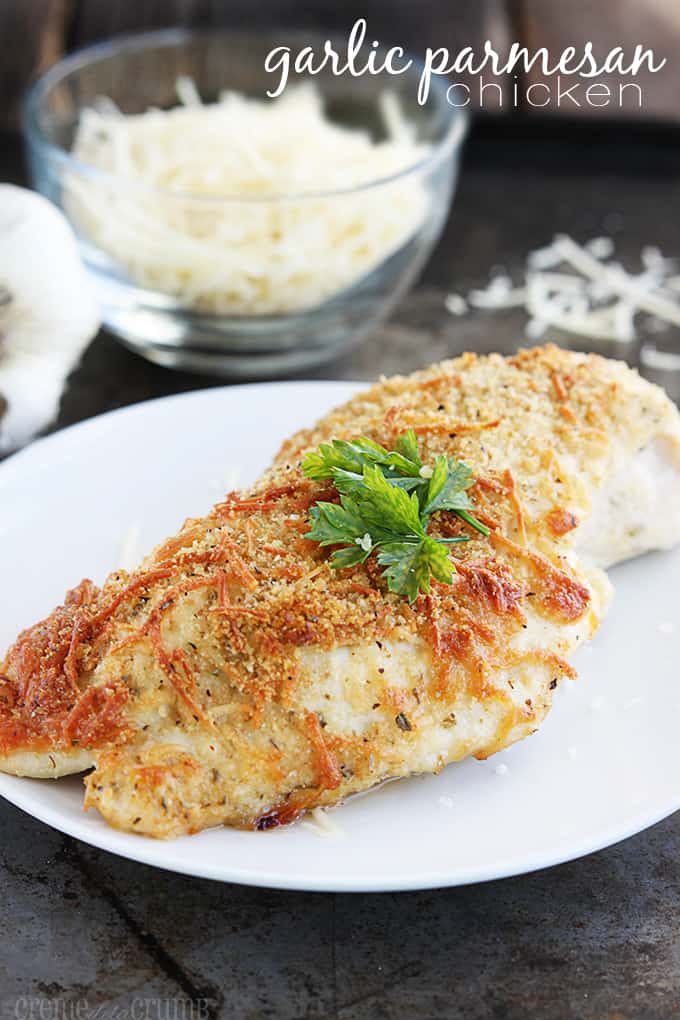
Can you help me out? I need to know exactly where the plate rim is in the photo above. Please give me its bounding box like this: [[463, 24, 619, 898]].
[[0, 771, 677, 892], [0, 378, 365, 475]]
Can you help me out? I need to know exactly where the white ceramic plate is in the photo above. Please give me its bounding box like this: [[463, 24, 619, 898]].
[[0, 381, 678, 892]]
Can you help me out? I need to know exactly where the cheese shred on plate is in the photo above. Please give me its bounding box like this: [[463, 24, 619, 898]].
[[68, 82, 431, 316]]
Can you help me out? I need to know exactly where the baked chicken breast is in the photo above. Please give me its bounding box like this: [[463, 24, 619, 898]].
[[1, 345, 679, 837]]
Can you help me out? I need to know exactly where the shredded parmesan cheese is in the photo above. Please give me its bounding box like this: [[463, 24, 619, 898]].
[[641, 344, 680, 372], [300, 806, 344, 838], [656, 619, 676, 635], [452, 234, 680, 346], [117, 521, 142, 571], [444, 293, 467, 316], [68, 83, 431, 316]]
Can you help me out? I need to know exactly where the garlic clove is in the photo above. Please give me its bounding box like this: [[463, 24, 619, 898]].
[[0, 185, 100, 453]]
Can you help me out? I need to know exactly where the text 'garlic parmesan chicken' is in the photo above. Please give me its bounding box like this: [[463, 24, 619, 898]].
[[1, 346, 680, 838]]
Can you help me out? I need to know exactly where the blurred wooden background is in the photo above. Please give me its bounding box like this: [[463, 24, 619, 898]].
[[1, 0, 678, 130]]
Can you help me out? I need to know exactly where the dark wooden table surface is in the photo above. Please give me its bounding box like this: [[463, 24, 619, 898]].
[[1, 119, 679, 1020]]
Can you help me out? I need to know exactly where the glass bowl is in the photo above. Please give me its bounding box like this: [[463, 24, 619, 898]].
[[23, 28, 466, 378]]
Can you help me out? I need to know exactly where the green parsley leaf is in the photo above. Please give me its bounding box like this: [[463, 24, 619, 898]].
[[306, 500, 368, 548], [393, 429, 422, 471], [378, 537, 454, 602], [302, 434, 420, 483], [307, 488, 418, 550], [343, 466, 425, 539], [329, 544, 372, 570], [422, 457, 473, 517], [302, 431, 489, 601]]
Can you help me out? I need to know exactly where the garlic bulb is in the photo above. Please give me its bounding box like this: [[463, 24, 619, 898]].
[[0, 185, 100, 453]]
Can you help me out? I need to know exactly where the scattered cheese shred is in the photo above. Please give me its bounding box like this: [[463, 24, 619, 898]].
[[68, 83, 431, 316], [117, 521, 142, 571], [641, 344, 680, 372], [300, 806, 344, 838], [452, 234, 680, 350]]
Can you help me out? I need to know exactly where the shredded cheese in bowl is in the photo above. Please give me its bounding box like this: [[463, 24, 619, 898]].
[[67, 82, 433, 316]]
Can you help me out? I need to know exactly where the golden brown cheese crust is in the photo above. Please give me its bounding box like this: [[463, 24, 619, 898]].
[[0, 345, 678, 836]]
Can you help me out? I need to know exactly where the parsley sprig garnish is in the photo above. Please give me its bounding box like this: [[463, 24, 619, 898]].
[[302, 430, 490, 602]]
